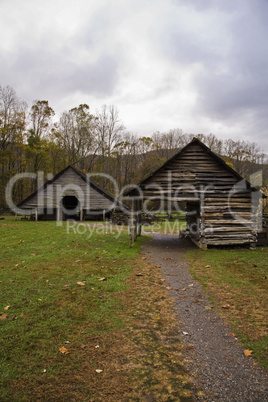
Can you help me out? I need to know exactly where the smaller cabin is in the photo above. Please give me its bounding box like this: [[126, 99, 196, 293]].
[[16, 165, 120, 221]]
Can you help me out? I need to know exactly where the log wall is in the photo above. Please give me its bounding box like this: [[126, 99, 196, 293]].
[[133, 141, 260, 247]]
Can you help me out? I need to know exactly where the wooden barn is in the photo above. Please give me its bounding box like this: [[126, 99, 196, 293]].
[[17, 165, 120, 221], [125, 138, 264, 249]]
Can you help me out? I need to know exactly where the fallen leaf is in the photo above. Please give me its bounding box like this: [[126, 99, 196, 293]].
[[75, 260, 80, 263], [4, 306, 10, 311], [222, 304, 231, 309], [43, 369, 47, 373], [20, 313, 25, 317], [182, 288, 186, 291], [80, 344, 86, 349], [141, 257, 146, 260], [187, 344, 195, 350], [166, 286, 173, 290], [160, 279, 165, 282], [95, 345, 100, 348], [227, 333, 236, 338], [136, 273, 143, 276], [64, 341, 70, 344], [95, 369, 103, 373], [98, 295, 105, 299], [205, 306, 212, 310], [244, 349, 253, 357], [182, 331, 189, 335], [98, 277, 107, 281], [188, 284, 194, 287], [0, 313, 7, 319], [9, 280, 15, 283], [205, 265, 211, 268], [77, 281, 85, 286], [234, 260, 238, 263], [59, 346, 69, 354], [64, 284, 70, 287], [155, 265, 161, 268]]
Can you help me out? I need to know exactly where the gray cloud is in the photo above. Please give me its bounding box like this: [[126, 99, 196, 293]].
[[0, 0, 267, 150]]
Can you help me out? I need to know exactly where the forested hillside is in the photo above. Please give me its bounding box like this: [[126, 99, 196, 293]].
[[1, 84, 268, 210]]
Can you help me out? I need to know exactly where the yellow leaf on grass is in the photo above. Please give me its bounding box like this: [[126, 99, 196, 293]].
[[59, 346, 69, 354], [244, 349, 253, 357]]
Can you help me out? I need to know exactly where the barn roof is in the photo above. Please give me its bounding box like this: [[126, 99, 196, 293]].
[[125, 138, 264, 197], [17, 165, 121, 211]]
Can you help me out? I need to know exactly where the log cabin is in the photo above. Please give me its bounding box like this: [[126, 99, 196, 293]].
[[17, 165, 119, 221], [125, 138, 264, 249]]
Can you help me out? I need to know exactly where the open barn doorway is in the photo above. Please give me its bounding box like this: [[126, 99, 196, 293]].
[[61, 195, 80, 220], [128, 198, 201, 248]]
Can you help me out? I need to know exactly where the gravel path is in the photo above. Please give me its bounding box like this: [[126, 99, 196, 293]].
[[142, 233, 268, 401]]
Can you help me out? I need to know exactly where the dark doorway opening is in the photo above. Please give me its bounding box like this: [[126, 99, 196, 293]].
[[61, 196, 80, 219]]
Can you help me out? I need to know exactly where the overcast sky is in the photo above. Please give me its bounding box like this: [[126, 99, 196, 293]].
[[1, 0, 268, 151]]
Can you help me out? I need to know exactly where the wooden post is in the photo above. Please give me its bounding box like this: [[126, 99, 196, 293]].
[[57, 205, 61, 221], [80, 207, 83, 221], [35, 208, 38, 221], [103, 210, 106, 221], [134, 200, 138, 241], [137, 199, 142, 236], [250, 208, 258, 250], [199, 195, 207, 250], [129, 200, 135, 248]]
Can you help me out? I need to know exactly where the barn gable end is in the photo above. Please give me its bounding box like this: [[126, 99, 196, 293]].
[[17, 165, 118, 220]]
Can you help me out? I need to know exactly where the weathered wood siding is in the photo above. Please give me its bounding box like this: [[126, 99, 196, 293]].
[[135, 142, 258, 246], [19, 167, 115, 211]]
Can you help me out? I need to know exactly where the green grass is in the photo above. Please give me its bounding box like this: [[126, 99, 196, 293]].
[[185, 248, 268, 369], [0, 217, 144, 400], [142, 219, 186, 234], [91, 218, 186, 234], [0, 217, 194, 401]]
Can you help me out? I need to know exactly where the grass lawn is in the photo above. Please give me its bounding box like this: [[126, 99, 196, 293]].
[[90, 219, 186, 235], [185, 247, 268, 369], [142, 219, 186, 234], [0, 217, 194, 401]]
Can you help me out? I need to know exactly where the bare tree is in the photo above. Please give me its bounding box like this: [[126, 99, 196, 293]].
[[0, 85, 27, 150], [56, 104, 99, 167], [96, 105, 125, 158], [29, 100, 55, 138]]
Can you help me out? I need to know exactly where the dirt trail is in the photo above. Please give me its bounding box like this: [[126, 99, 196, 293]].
[[142, 233, 268, 402]]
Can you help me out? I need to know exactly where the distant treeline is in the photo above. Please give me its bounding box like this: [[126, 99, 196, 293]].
[[1, 84, 268, 210]]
